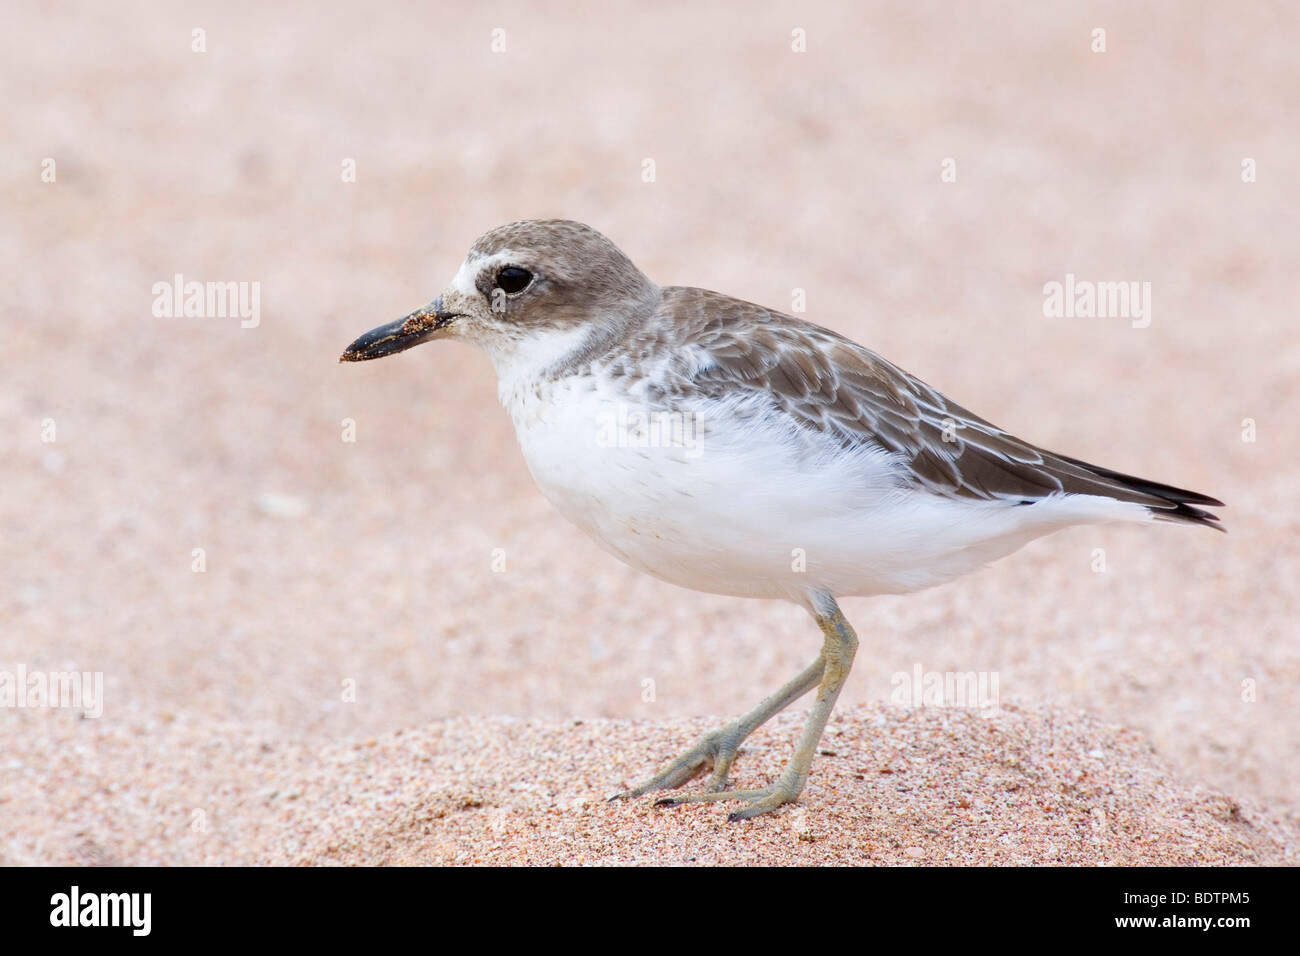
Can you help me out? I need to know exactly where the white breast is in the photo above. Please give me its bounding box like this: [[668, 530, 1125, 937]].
[[501, 371, 888, 600]]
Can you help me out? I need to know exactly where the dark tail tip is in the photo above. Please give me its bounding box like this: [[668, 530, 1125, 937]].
[[1055, 454, 1226, 531], [1148, 500, 1226, 532]]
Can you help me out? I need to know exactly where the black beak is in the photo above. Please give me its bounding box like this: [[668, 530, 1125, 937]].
[[339, 300, 459, 362]]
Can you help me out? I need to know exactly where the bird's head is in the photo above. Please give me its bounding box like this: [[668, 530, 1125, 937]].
[[340, 220, 658, 367]]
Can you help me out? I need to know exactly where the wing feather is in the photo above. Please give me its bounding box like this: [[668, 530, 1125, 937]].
[[644, 288, 1223, 527]]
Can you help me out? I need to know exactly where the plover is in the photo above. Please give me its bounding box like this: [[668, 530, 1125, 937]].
[[341, 220, 1223, 820]]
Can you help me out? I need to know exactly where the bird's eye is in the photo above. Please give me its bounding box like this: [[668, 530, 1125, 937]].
[[495, 267, 533, 294]]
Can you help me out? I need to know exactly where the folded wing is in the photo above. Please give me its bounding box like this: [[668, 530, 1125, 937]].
[[659, 288, 1224, 529]]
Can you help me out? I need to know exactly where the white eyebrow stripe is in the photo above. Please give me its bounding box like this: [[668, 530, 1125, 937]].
[[448, 251, 520, 297], [448, 257, 479, 296]]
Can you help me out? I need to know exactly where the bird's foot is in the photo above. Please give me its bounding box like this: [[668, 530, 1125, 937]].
[[653, 773, 804, 821], [609, 725, 744, 801]]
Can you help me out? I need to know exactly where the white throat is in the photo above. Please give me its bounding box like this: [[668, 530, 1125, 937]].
[[483, 322, 604, 404]]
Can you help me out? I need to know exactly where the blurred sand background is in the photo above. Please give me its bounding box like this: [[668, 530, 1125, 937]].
[[2, 0, 1297, 865]]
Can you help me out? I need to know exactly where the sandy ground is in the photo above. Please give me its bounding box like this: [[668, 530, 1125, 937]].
[[3, 1, 1298, 865], [2, 704, 1293, 866]]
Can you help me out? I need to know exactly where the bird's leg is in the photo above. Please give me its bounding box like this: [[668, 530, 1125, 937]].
[[655, 592, 858, 820], [610, 652, 826, 800]]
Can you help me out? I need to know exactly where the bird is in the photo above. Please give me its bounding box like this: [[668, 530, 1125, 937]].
[[340, 219, 1223, 821]]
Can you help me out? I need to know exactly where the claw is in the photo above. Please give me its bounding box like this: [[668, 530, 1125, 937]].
[[608, 728, 741, 801], [646, 777, 803, 819]]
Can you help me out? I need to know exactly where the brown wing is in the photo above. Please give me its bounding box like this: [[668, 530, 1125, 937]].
[[649, 288, 1223, 528]]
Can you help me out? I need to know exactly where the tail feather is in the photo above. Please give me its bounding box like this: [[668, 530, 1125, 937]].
[[1053, 454, 1226, 531]]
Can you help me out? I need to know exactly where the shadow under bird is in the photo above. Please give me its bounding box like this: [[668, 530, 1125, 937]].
[[341, 219, 1224, 820]]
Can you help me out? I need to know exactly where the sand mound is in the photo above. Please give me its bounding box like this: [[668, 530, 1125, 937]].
[[3, 704, 1293, 866]]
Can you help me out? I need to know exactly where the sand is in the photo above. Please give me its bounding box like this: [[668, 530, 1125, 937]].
[[2, 704, 1293, 866], [3, 0, 1297, 865]]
